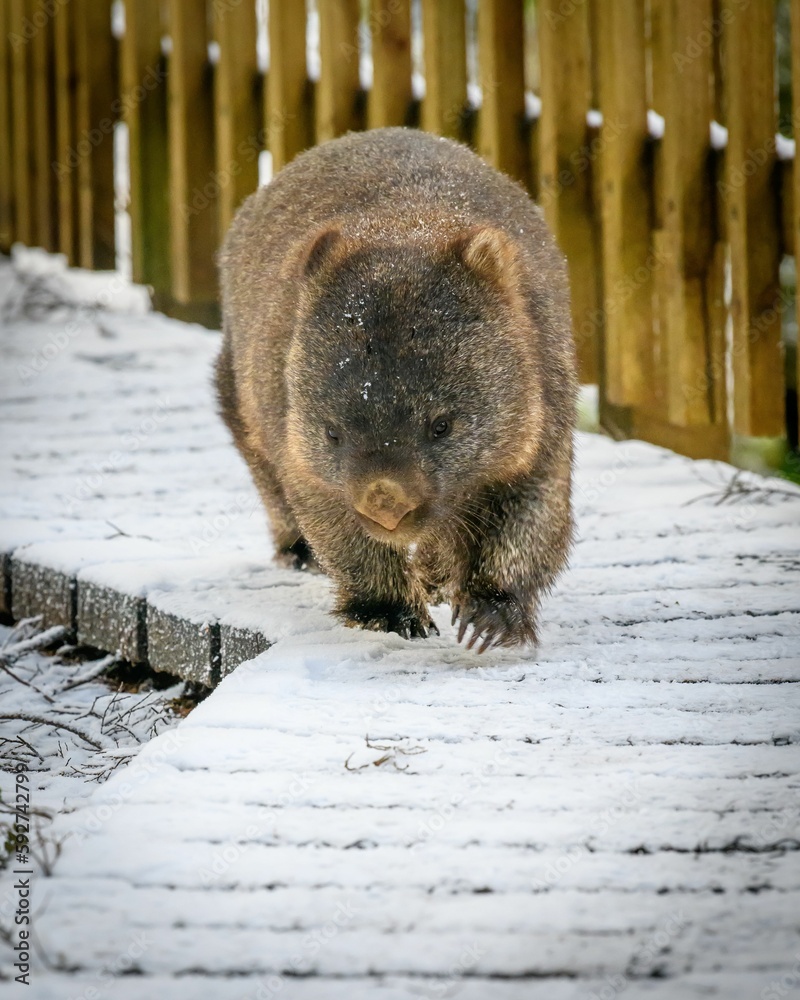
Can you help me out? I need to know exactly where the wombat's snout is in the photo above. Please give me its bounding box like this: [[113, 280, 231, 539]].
[[353, 478, 421, 531]]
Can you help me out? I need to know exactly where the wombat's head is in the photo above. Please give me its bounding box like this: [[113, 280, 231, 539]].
[[285, 224, 544, 547]]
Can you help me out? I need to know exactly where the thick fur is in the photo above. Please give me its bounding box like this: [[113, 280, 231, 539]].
[[217, 128, 577, 651]]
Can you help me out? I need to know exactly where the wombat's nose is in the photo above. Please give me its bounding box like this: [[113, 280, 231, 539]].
[[354, 478, 419, 531]]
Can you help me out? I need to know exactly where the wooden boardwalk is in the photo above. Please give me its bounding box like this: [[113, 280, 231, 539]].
[[0, 252, 799, 998]]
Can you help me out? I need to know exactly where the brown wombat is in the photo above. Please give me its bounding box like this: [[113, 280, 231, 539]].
[[217, 127, 576, 652]]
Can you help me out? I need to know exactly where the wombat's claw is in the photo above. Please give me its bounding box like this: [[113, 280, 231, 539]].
[[452, 589, 537, 653], [338, 600, 436, 640]]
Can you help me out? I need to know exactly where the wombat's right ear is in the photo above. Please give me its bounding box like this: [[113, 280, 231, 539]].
[[303, 226, 345, 278], [451, 226, 518, 289]]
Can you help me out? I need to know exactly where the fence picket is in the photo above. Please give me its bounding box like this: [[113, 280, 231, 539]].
[[167, 0, 217, 305], [538, 0, 599, 384], [9, 0, 32, 248], [368, 0, 412, 129], [421, 0, 466, 139], [0, 0, 13, 252], [53, 0, 78, 264], [476, 0, 528, 186], [31, 5, 56, 253], [594, 0, 653, 409], [316, 0, 361, 143], [724, 0, 783, 440], [121, 0, 170, 294], [267, 0, 311, 172], [213, 0, 260, 236], [73, 0, 116, 270]]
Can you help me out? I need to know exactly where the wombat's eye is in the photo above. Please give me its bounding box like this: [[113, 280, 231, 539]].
[[431, 417, 451, 439], [326, 425, 341, 444]]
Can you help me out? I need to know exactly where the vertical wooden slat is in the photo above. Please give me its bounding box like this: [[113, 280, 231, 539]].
[[168, 0, 217, 304], [660, 0, 724, 430], [724, 0, 783, 438], [0, 0, 13, 251], [9, 0, 32, 246], [53, 0, 78, 264], [267, 0, 311, 172], [213, 0, 259, 236], [476, 0, 528, 186], [421, 0, 466, 139], [122, 0, 170, 292], [794, 0, 800, 445], [594, 0, 653, 408], [538, 0, 599, 383], [31, 5, 56, 251], [73, 0, 116, 269], [316, 0, 360, 143], [368, 0, 412, 129]]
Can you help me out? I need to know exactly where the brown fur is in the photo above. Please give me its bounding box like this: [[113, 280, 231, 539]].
[[217, 128, 577, 651]]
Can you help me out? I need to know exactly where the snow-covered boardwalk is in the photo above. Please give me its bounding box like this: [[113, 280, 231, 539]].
[[1, 252, 799, 999]]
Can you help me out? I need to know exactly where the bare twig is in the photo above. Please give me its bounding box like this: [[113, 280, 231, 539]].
[[0, 713, 105, 751]]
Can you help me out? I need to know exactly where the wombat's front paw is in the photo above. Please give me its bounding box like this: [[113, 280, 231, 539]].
[[336, 598, 439, 640], [275, 538, 321, 573], [451, 587, 537, 653]]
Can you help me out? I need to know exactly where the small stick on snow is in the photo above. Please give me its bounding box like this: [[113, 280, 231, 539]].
[[0, 713, 106, 751]]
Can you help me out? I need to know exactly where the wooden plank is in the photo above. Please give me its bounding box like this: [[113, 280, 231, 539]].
[[0, 0, 13, 251], [30, 2, 56, 252], [723, 0, 783, 439], [368, 0, 412, 129], [538, 0, 599, 384], [121, 0, 170, 291], [73, 0, 116, 270], [53, 0, 79, 264], [476, 0, 528, 185], [9, 0, 32, 247], [316, 0, 360, 143], [213, 0, 260, 236], [167, 0, 218, 304], [594, 0, 653, 409], [660, 0, 725, 430], [421, 0, 466, 139], [793, 0, 800, 444], [267, 0, 311, 172]]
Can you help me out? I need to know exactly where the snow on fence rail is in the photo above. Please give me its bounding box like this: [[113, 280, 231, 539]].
[[0, 0, 797, 464]]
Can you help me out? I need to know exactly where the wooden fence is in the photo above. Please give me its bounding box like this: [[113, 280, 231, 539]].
[[0, 0, 797, 464]]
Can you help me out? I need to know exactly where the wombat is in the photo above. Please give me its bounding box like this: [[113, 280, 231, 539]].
[[217, 127, 576, 652]]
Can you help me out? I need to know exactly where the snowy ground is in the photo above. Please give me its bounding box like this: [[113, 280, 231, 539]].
[[0, 249, 799, 998]]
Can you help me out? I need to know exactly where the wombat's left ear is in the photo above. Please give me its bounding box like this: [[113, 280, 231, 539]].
[[450, 226, 518, 287], [302, 225, 347, 279]]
